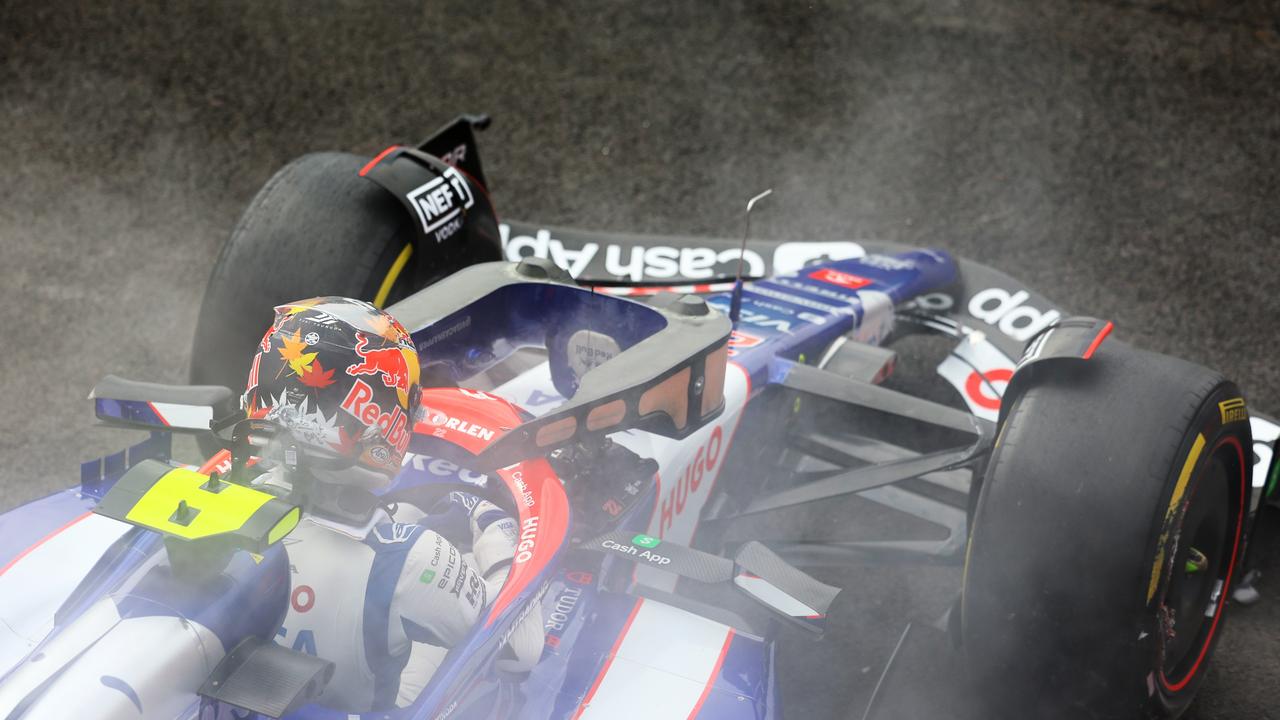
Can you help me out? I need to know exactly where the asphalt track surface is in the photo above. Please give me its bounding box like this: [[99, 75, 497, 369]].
[[2, 1, 1279, 718]]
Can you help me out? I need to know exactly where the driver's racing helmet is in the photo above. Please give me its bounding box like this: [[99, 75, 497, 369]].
[[243, 297, 420, 504]]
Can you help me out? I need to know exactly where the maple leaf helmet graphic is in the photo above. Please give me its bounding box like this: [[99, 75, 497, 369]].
[[243, 297, 421, 498]]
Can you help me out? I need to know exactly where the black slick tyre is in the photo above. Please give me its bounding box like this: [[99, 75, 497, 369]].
[[961, 342, 1252, 719], [190, 152, 420, 395]]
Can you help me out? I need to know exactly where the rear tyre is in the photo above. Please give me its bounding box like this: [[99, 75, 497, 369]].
[[190, 152, 498, 452], [961, 343, 1251, 719], [192, 153, 411, 392]]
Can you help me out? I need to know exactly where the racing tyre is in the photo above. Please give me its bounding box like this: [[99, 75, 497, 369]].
[[190, 151, 496, 401], [961, 342, 1252, 719]]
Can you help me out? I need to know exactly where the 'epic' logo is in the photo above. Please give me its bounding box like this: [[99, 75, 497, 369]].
[[341, 379, 410, 453]]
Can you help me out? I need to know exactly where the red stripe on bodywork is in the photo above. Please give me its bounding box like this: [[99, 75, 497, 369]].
[[146, 401, 170, 427], [573, 598, 645, 719], [686, 629, 735, 719], [359, 145, 404, 177], [0, 511, 93, 577], [1081, 321, 1114, 360]]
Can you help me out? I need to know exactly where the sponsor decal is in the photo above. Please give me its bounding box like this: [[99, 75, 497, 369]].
[[516, 516, 539, 564], [545, 585, 583, 633], [499, 224, 766, 280], [510, 470, 536, 507], [657, 426, 723, 536], [602, 538, 673, 566], [303, 331, 320, 346], [967, 288, 1062, 343], [808, 268, 873, 289], [291, 585, 315, 613], [619, 362, 748, 592], [487, 457, 569, 627], [749, 284, 846, 313], [632, 534, 660, 548], [406, 166, 475, 242], [1219, 398, 1248, 424], [935, 335, 1017, 422], [902, 292, 955, 312], [566, 571, 594, 585], [568, 329, 620, 379], [415, 387, 527, 453], [347, 332, 416, 397], [420, 404, 497, 442], [773, 276, 867, 305], [420, 568, 437, 584], [964, 368, 1014, 412], [439, 142, 467, 168], [340, 380, 411, 454], [858, 254, 918, 271], [418, 316, 472, 350], [732, 307, 793, 332], [404, 455, 490, 486]]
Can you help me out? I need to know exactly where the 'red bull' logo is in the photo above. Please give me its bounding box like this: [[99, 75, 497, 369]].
[[346, 332, 416, 397], [341, 379, 410, 453]]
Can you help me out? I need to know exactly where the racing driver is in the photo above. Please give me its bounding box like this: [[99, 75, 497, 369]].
[[239, 296, 540, 712]]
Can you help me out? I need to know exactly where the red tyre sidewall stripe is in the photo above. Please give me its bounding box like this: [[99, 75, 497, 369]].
[[1081, 321, 1114, 360], [358, 145, 403, 177], [1160, 435, 1246, 693]]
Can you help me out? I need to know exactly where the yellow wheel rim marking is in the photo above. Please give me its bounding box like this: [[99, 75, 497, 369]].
[[373, 244, 413, 308], [1147, 432, 1206, 603]]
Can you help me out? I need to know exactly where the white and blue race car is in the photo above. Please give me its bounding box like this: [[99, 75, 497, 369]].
[[1, 116, 1276, 720]]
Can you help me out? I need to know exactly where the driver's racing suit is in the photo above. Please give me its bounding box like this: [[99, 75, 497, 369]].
[[273, 491, 542, 712]]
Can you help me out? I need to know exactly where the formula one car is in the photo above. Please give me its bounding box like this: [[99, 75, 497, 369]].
[[1, 116, 1277, 720]]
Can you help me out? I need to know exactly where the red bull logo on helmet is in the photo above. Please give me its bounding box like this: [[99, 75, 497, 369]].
[[346, 332, 419, 407], [341, 379, 411, 454]]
